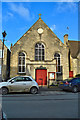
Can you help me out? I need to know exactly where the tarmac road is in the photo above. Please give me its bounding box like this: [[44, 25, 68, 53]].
[[1, 91, 79, 119]]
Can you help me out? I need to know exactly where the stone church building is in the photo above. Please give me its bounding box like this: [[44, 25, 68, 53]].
[[10, 16, 80, 86]]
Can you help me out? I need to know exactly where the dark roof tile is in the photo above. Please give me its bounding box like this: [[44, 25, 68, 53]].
[[68, 40, 80, 58]]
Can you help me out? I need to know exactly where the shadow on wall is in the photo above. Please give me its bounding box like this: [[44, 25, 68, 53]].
[[1, 49, 11, 82], [1, 64, 10, 82], [6, 49, 10, 80], [26, 65, 31, 76]]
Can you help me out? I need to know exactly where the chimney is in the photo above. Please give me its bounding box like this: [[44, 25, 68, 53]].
[[10, 43, 13, 50], [64, 34, 68, 46]]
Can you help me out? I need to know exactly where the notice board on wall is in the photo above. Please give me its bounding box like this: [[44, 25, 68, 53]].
[[48, 72, 55, 80]]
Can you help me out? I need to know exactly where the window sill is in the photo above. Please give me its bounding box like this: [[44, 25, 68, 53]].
[[17, 72, 26, 75], [56, 72, 62, 73], [56, 72, 62, 75]]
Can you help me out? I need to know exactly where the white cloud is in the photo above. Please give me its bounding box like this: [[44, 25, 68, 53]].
[[2, 12, 14, 22], [1, 0, 79, 1], [62, 0, 79, 1], [3, 0, 25, 1], [7, 12, 14, 17], [57, 2, 77, 13], [50, 25, 56, 31], [58, 0, 79, 2], [9, 3, 31, 20]]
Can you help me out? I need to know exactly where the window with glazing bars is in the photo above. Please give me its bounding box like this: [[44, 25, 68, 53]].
[[54, 53, 61, 72], [0, 50, 4, 58], [18, 52, 25, 73], [35, 43, 45, 61]]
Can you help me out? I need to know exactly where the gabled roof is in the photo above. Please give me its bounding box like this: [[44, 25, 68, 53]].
[[12, 17, 63, 48], [68, 40, 80, 58]]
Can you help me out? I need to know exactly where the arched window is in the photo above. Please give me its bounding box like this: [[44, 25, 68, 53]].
[[35, 43, 45, 61], [18, 52, 26, 73], [54, 53, 61, 72]]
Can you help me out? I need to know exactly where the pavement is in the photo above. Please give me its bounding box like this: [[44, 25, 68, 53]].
[[1, 85, 73, 97], [38, 86, 76, 95], [0, 86, 64, 97], [39, 85, 62, 91]]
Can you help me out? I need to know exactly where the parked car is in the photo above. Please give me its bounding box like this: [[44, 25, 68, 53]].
[[59, 77, 80, 93], [0, 76, 39, 95], [75, 74, 80, 78]]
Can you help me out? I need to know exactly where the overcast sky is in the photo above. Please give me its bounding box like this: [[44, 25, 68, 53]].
[[1, 1, 79, 49]]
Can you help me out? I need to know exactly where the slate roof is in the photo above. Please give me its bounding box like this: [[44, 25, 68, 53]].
[[68, 40, 80, 58]]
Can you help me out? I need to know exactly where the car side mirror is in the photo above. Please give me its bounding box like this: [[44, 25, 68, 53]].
[[11, 80, 15, 84]]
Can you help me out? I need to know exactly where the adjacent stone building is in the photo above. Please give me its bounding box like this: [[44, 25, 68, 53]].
[[0, 40, 10, 81], [68, 41, 80, 77], [10, 16, 80, 86]]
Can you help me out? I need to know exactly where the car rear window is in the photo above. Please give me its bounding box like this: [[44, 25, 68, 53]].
[[66, 78, 73, 82], [71, 78, 80, 82]]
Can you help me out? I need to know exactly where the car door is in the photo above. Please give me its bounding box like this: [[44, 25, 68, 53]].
[[23, 77, 33, 91], [8, 77, 26, 92]]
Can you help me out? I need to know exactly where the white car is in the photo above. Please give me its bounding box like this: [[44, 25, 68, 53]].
[[0, 76, 39, 95]]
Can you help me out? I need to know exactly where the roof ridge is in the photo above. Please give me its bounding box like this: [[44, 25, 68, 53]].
[[68, 40, 80, 42]]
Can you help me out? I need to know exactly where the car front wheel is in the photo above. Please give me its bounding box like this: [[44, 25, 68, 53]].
[[72, 86, 78, 93], [2, 87, 8, 95], [30, 87, 38, 94]]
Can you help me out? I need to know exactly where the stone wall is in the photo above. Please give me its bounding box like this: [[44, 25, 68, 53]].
[[10, 18, 69, 84], [0, 40, 10, 81], [70, 52, 80, 77]]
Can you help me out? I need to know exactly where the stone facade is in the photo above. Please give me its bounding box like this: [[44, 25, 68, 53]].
[[0, 40, 10, 81], [68, 41, 80, 77], [10, 17, 71, 86]]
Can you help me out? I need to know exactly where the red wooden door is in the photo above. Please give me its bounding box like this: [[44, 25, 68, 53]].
[[69, 71, 73, 78], [36, 69, 47, 85]]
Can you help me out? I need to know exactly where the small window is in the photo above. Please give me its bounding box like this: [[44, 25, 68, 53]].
[[18, 52, 26, 73], [25, 77, 32, 81], [13, 77, 25, 82]]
